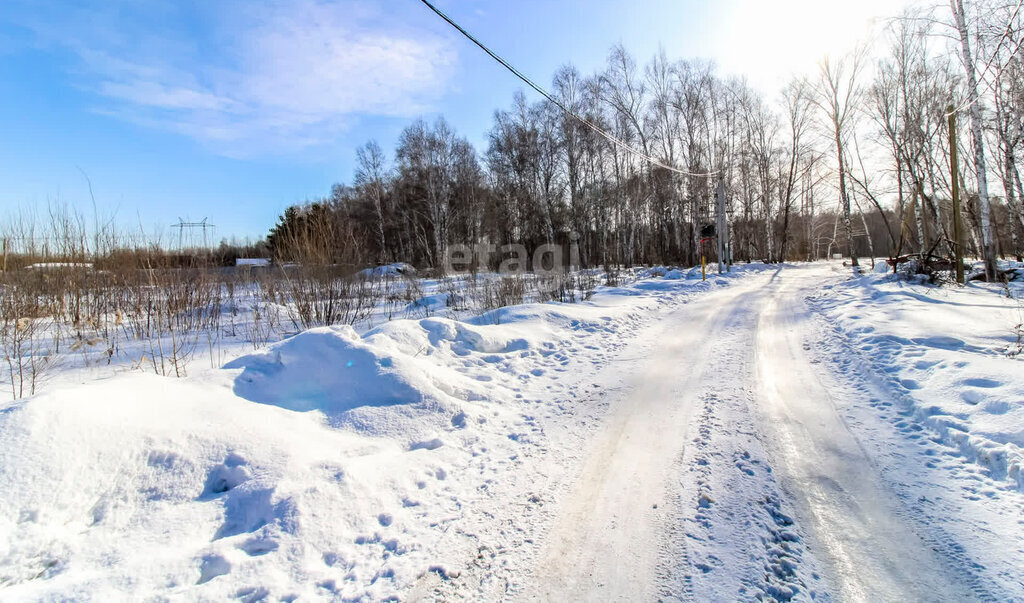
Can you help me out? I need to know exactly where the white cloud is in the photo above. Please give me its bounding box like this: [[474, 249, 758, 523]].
[[97, 81, 239, 112], [15, 0, 457, 156]]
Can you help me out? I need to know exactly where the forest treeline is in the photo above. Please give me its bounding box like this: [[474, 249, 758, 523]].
[[268, 1, 1024, 276]]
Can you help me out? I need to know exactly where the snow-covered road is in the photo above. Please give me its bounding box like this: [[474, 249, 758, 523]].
[[516, 264, 1021, 601], [528, 267, 748, 601]]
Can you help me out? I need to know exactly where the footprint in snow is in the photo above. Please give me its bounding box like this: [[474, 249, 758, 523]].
[[963, 377, 1002, 388], [197, 554, 231, 584]]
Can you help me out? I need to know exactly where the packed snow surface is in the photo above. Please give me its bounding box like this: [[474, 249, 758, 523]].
[[2, 262, 1023, 601]]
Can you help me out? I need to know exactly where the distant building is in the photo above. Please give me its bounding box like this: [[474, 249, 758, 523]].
[[357, 262, 416, 278], [235, 258, 271, 267], [26, 262, 94, 271]]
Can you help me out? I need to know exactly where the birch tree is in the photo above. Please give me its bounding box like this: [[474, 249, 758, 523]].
[[354, 141, 389, 263], [814, 52, 866, 268], [950, 0, 997, 278]]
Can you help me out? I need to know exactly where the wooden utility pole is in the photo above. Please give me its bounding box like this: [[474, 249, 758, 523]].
[[949, 105, 965, 285], [715, 177, 727, 273], [919, 185, 930, 255]]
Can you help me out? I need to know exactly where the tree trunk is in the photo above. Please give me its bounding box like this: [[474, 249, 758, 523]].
[[1015, 165, 1024, 261], [1003, 144, 1021, 260], [835, 126, 857, 267], [952, 0, 997, 279]]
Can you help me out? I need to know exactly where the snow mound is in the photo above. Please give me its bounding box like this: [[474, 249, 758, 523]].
[[224, 318, 542, 438], [0, 315, 548, 599], [637, 265, 687, 279], [0, 373, 378, 599], [643, 265, 670, 277], [227, 326, 433, 414]]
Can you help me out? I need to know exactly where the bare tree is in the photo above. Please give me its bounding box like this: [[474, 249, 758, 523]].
[[950, 0, 998, 278], [354, 141, 390, 264], [814, 51, 866, 268], [779, 77, 815, 261], [396, 118, 462, 272], [262, 30, 1024, 274], [738, 85, 780, 262], [986, 1, 1024, 260]]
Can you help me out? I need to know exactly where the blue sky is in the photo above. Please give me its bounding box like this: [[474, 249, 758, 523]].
[[0, 0, 908, 242]]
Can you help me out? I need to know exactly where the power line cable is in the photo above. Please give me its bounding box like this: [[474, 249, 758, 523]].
[[948, 0, 1023, 115], [417, 0, 717, 178], [976, 0, 1023, 82]]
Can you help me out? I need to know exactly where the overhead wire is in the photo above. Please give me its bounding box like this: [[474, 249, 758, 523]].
[[947, 0, 1023, 116], [417, 0, 718, 178]]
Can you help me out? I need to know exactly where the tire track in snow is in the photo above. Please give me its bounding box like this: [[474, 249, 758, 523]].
[[754, 267, 986, 601], [416, 274, 747, 601], [439, 264, 1014, 601], [661, 298, 825, 602], [521, 274, 824, 601], [520, 281, 758, 600]]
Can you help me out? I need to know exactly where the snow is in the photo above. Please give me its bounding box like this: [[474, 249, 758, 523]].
[[402, 292, 463, 315], [2, 261, 1023, 600], [529, 273, 827, 601], [24, 262, 94, 270], [756, 267, 985, 599], [811, 266, 1024, 490], [0, 263, 761, 600], [639, 265, 694, 280]]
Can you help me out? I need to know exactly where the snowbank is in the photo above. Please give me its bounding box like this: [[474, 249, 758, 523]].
[[811, 272, 1024, 490]]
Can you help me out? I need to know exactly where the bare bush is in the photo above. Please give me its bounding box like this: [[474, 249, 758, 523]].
[[277, 266, 380, 331], [604, 265, 621, 287], [479, 276, 525, 318], [0, 284, 56, 399]]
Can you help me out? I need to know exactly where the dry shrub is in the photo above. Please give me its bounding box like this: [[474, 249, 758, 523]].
[[480, 276, 525, 315], [0, 282, 56, 399], [277, 265, 380, 331]]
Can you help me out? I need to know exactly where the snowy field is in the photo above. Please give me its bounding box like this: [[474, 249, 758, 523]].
[[1, 261, 1023, 601]]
